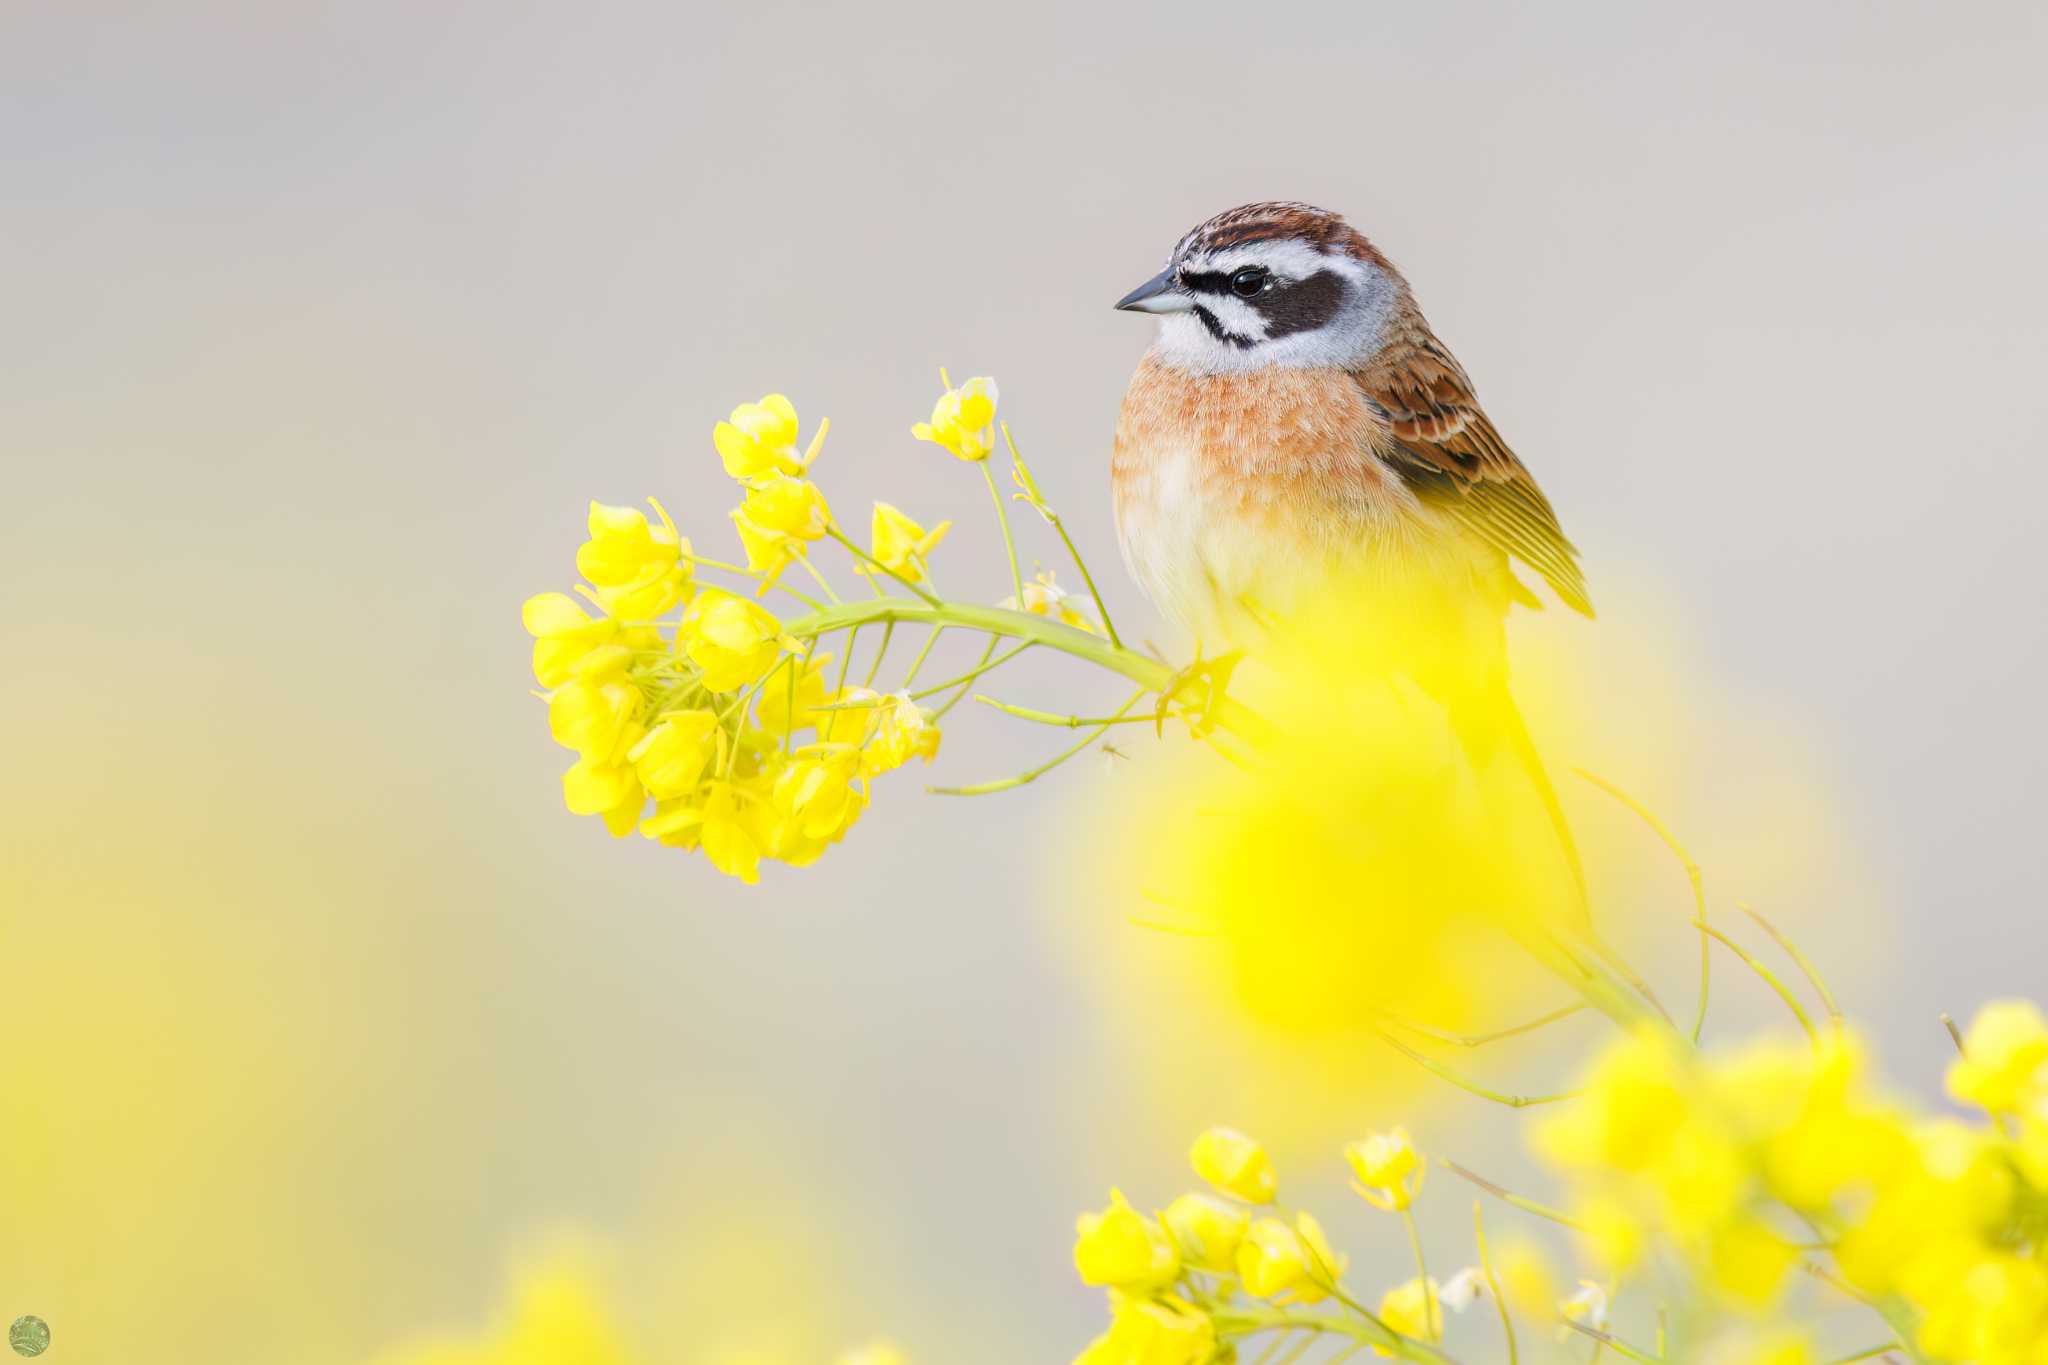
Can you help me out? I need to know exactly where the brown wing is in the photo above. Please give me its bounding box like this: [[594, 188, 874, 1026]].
[[1353, 328, 1594, 618]]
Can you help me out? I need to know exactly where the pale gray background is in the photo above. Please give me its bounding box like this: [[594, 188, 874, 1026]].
[[4, 1, 2045, 1360]]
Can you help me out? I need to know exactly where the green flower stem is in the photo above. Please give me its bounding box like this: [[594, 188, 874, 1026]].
[[1560, 1320, 1661, 1364], [931, 631, 1004, 721], [908, 640, 1033, 702], [981, 458, 1025, 609], [780, 596, 1270, 745], [861, 620, 895, 689], [1002, 424, 1123, 648], [1825, 1347, 1907, 1365], [1575, 769, 1711, 1043], [1370, 1023, 1581, 1108], [974, 696, 1173, 728], [1378, 1002, 1589, 1049], [1400, 1208, 1437, 1347], [1209, 1307, 1455, 1365], [1441, 1160, 1585, 1231], [823, 526, 941, 606], [1691, 921, 1819, 1045], [1472, 1202, 1517, 1365], [795, 550, 841, 604], [901, 625, 944, 688], [1738, 900, 1844, 1033], [928, 687, 1145, 796]]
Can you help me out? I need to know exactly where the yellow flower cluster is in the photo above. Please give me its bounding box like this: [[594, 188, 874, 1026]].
[[1070, 1128, 1501, 1365], [522, 393, 945, 884], [1538, 1005, 2048, 1362]]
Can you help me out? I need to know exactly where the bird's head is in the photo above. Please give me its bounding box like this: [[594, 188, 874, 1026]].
[[1115, 201, 1408, 374]]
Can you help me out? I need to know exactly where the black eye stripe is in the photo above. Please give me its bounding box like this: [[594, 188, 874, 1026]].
[[1177, 270, 1237, 295], [1190, 305, 1257, 349], [1257, 269, 1345, 339]]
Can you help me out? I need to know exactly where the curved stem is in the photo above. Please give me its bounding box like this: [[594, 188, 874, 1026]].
[[981, 459, 1025, 609], [781, 596, 1270, 744]]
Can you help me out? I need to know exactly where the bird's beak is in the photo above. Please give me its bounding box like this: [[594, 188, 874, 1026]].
[[1113, 268, 1193, 314]]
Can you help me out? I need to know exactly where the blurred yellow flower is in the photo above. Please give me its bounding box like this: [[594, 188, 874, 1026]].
[[1371, 1276, 1442, 1356], [1004, 568, 1096, 633], [373, 1265, 631, 1365], [576, 500, 692, 620], [910, 374, 998, 462], [522, 592, 619, 688], [715, 393, 819, 483], [1072, 1299, 1213, 1365], [1236, 1212, 1344, 1303], [1344, 1128, 1423, 1211], [835, 1344, 909, 1365], [1189, 1127, 1275, 1203], [1946, 999, 2048, 1114], [867, 502, 949, 586], [629, 712, 721, 800], [1556, 1280, 1610, 1339], [1073, 1189, 1179, 1291], [1161, 1192, 1248, 1273], [681, 588, 787, 692]]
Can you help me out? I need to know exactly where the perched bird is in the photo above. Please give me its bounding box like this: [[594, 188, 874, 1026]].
[[1111, 200, 1593, 898]]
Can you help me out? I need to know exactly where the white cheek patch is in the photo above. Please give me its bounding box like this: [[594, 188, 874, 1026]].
[[1149, 248, 1398, 376]]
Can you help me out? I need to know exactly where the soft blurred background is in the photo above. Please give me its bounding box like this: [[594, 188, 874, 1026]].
[[4, 1, 2045, 1360]]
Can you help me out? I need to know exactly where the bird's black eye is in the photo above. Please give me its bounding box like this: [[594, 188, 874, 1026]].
[[1230, 266, 1269, 297]]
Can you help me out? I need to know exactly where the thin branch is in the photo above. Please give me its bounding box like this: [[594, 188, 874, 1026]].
[[1473, 1201, 1517, 1365], [1692, 921, 1819, 1046], [1573, 768, 1710, 1042], [1737, 900, 1844, 1034], [1379, 1002, 1589, 1049], [928, 687, 1145, 796], [1560, 1320, 1661, 1364], [1442, 1161, 1585, 1230], [1372, 1024, 1581, 1108]]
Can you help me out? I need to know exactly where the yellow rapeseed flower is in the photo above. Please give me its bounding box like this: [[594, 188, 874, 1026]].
[[548, 676, 645, 764], [680, 588, 787, 693], [769, 753, 865, 846], [1189, 1127, 1276, 1203], [1946, 999, 2048, 1114], [910, 374, 998, 462], [1161, 1192, 1248, 1274], [522, 591, 618, 688], [714, 393, 824, 483], [576, 499, 692, 620], [1372, 1276, 1443, 1356], [561, 754, 644, 838], [864, 693, 941, 776], [1072, 1189, 1179, 1292], [1345, 1128, 1424, 1211], [868, 502, 950, 586], [1236, 1212, 1344, 1303], [1072, 1299, 1214, 1365], [754, 654, 832, 737], [741, 474, 832, 540], [628, 712, 721, 800], [1004, 568, 1097, 633]]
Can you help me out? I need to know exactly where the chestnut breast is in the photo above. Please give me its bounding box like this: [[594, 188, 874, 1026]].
[[1111, 355, 1437, 645]]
